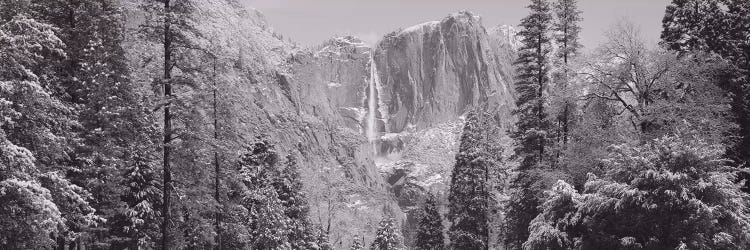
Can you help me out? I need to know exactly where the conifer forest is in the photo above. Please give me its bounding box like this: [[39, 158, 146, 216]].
[[1, 0, 749, 249]]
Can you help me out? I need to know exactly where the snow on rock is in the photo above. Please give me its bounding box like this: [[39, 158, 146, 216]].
[[399, 21, 440, 35], [489, 24, 523, 51], [373, 11, 516, 133]]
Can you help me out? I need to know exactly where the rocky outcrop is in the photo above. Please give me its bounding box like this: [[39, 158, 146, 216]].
[[369, 12, 516, 138], [361, 12, 519, 248]]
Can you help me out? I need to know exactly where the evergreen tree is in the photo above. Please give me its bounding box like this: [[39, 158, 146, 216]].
[[138, 0, 200, 247], [0, 12, 99, 249], [25, 0, 164, 247], [524, 135, 750, 249], [506, 1, 555, 248], [235, 141, 290, 249], [314, 225, 333, 250], [415, 194, 445, 250], [511, 0, 554, 170], [351, 235, 365, 250], [661, 0, 750, 192], [447, 110, 503, 250], [552, 0, 582, 65], [275, 155, 316, 249], [522, 180, 580, 250], [371, 217, 404, 250], [550, 0, 582, 159], [114, 148, 162, 249]]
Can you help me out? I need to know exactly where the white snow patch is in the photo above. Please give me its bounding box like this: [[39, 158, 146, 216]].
[[346, 199, 365, 209], [400, 21, 440, 35], [416, 174, 444, 187]]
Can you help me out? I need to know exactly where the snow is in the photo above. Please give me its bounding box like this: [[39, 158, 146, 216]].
[[313, 36, 370, 58], [400, 21, 440, 35], [489, 24, 523, 50]]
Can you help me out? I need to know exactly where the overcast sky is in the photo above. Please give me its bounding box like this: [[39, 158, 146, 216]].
[[242, 0, 670, 50]]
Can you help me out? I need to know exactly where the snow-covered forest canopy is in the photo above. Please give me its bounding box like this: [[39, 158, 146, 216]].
[[0, 0, 749, 249]]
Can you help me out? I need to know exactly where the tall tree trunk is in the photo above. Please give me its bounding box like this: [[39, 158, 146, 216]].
[[161, 0, 173, 249], [213, 58, 222, 250], [537, 33, 545, 164]]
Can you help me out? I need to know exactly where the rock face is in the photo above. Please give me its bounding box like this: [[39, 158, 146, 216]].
[[288, 36, 406, 247], [363, 12, 519, 248], [370, 12, 516, 138]]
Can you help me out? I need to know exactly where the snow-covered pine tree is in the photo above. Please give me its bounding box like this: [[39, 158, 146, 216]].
[[661, 0, 750, 193], [314, 225, 333, 250], [237, 141, 291, 249], [506, 0, 555, 248], [0, 135, 66, 248], [511, 0, 554, 171], [116, 150, 162, 249], [415, 193, 445, 250], [351, 235, 365, 250], [525, 135, 750, 249], [552, 0, 582, 65], [246, 187, 291, 249], [274, 155, 316, 249], [0, 12, 98, 249], [371, 217, 404, 250], [522, 180, 580, 250], [447, 111, 495, 250], [138, 0, 202, 247], [550, 0, 582, 159], [14, 0, 164, 247]]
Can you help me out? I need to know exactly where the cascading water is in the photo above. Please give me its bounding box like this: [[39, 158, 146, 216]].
[[366, 54, 379, 143]]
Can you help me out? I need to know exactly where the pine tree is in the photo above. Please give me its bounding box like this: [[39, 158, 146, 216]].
[[314, 225, 333, 250], [552, 0, 582, 65], [522, 180, 580, 250], [661, 0, 750, 192], [114, 148, 162, 249], [550, 0, 582, 158], [506, 0, 555, 248], [236, 141, 291, 249], [275, 155, 315, 249], [511, 0, 554, 170], [447, 111, 497, 250], [525, 135, 750, 249], [138, 0, 199, 248], [415, 194, 445, 250], [351, 235, 365, 250], [371, 217, 404, 250], [0, 12, 99, 249], [22, 0, 163, 247]]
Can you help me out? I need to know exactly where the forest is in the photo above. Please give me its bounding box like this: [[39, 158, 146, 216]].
[[0, 0, 749, 249]]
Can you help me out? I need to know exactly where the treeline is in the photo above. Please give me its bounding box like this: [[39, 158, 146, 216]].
[[405, 0, 750, 249], [0, 0, 338, 249]]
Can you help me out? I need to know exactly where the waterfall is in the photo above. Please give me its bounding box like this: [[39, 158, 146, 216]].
[[367, 54, 379, 142]]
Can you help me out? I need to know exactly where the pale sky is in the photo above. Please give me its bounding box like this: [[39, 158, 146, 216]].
[[242, 0, 670, 50]]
